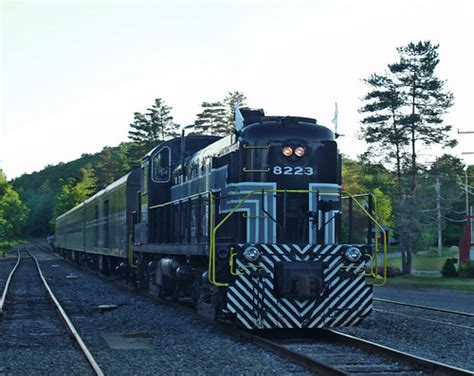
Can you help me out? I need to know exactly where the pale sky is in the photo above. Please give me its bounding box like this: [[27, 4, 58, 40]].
[[2, 0, 474, 179]]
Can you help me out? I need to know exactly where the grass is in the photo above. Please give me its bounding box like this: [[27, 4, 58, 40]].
[[380, 246, 474, 292], [385, 247, 459, 271], [387, 276, 474, 293]]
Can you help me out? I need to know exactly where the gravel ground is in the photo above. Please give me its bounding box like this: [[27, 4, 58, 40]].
[[338, 284, 474, 372], [0, 246, 311, 375], [2, 246, 473, 374]]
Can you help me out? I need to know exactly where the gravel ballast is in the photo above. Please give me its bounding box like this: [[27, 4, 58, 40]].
[[338, 284, 474, 372], [1, 247, 311, 375], [2, 246, 473, 374]]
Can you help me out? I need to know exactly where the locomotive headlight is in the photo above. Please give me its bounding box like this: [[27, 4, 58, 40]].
[[344, 247, 362, 262], [294, 147, 305, 157], [243, 246, 261, 262], [282, 146, 293, 157]]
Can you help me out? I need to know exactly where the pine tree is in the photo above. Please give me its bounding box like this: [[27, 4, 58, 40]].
[[359, 41, 456, 275], [223, 91, 247, 131], [389, 41, 456, 197], [360, 73, 408, 184], [193, 101, 228, 135], [128, 98, 178, 152], [390, 41, 455, 274]]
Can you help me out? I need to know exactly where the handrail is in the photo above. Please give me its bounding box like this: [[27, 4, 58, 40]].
[[342, 191, 387, 286], [208, 189, 338, 286]]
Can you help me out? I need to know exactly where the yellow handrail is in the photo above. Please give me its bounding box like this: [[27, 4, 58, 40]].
[[208, 189, 337, 286], [207, 189, 386, 287], [342, 191, 387, 286]]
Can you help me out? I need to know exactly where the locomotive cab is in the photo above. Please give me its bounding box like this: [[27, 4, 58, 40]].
[[134, 135, 221, 245]]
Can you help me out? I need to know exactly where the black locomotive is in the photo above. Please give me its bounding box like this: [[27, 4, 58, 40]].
[[56, 108, 373, 329]]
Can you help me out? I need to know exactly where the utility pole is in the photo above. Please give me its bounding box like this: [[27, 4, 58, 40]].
[[459, 128, 474, 262], [435, 176, 442, 257], [465, 168, 469, 217]]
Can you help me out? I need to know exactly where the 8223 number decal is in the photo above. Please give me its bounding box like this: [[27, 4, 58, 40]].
[[272, 166, 314, 176]]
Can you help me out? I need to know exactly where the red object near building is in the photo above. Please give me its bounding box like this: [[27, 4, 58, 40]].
[[459, 215, 472, 263]]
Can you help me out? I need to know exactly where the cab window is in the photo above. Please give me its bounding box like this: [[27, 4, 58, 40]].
[[152, 147, 171, 182]]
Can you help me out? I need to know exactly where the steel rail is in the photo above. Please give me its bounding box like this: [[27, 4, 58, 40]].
[[242, 333, 346, 376], [373, 308, 474, 331], [28, 250, 105, 376], [0, 248, 22, 315], [327, 330, 473, 376], [374, 297, 474, 317]]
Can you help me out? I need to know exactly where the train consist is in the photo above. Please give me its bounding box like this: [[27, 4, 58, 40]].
[[55, 108, 375, 329]]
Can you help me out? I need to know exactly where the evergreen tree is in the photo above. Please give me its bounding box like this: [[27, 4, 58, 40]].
[[193, 101, 228, 135], [146, 98, 179, 141], [359, 73, 408, 185], [128, 98, 178, 153], [223, 91, 247, 131], [389, 41, 456, 197], [359, 41, 455, 274]]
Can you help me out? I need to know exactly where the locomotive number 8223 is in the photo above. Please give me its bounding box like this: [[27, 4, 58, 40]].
[[55, 107, 385, 330]]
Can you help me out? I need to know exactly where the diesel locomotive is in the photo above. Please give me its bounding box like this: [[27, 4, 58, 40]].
[[55, 108, 378, 330]]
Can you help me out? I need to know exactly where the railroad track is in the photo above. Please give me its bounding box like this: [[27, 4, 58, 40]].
[[374, 297, 474, 317], [38, 244, 474, 375], [251, 328, 473, 375], [133, 285, 474, 375], [0, 246, 104, 376], [373, 297, 474, 331]]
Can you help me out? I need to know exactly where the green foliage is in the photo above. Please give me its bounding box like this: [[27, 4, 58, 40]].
[[193, 101, 228, 135], [359, 73, 408, 180], [194, 91, 247, 136], [12, 143, 133, 236], [341, 157, 393, 242], [458, 261, 474, 278], [0, 170, 29, 240], [441, 258, 458, 278], [52, 164, 97, 222], [389, 41, 455, 150], [94, 144, 131, 189], [359, 40, 456, 275], [372, 187, 392, 226], [128, 98, 178, 151], [224, 91, 247, 130]]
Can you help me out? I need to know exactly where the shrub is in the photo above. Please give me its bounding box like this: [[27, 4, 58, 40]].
[[458, 261, 474, 278], [441, 258, 458, 278]]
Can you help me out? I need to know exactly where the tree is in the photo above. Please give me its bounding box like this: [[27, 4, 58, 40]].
[[359, 73, 408, 185], [52, 165, 97, 221], [94, 144, 131, 189], [389, 41, 456, 197], [0, 170, 29, 240], [223, 91, 247, 131], [428, 155, 466, 251], [128, 98, 178, 153], [341, 157, 393, 243], [359, 41, 456, 274], [193, 101, 228, 135]]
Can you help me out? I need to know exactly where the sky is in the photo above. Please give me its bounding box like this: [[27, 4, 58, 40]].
[[1, 0, 474, 179]]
